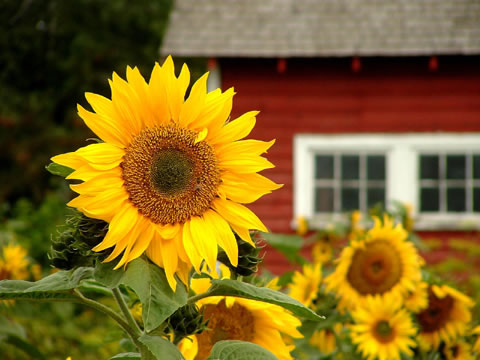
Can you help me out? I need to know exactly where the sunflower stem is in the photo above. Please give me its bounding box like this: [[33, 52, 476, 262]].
[[72, 289, 141, 346], [112, 286, 143, 336]]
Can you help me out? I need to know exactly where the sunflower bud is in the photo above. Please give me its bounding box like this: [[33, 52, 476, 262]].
[[49, 210, 109, 270], [166, 303, 207, 342], [217, 232, 264, 277]]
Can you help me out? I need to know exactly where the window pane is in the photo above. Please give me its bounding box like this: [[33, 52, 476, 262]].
[[420, 187, 440, 212], [474, 188, 480, 212], [446, 155, 466, 180], [315, 155, 333, 179], [367, 155, 385, 180], [420, 155, 439, 180], [367, 187, 385, 208], [341, 155, 359, 180], [447, 187, 466, 212], [314, 187, 334, 212], [473, 155, 480, 179], [341, 187, 359, 211]]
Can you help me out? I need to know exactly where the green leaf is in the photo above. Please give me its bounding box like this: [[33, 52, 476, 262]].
[[109, 353, 141, 360], [138, 335, 185, 360], [94, 257, 188, 332], [45, 162, 74, 177], [206, 340, 278, 360], [208, 279, 324, 321], [0, 268, 93, 301], [260, 232, 304, 263]]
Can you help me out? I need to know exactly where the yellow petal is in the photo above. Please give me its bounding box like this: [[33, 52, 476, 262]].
[[148, 63, 171, 125], [182, 220, 203, 273], [68, 188, 128, 222], [212, 198, 268, 233], [217, 179, 270, 204], [194, 128, 208, 144], [230, 223, 254, 246], [216, 139, 275, 159], [70, 168, 123, 194], [162, 56, 190, 122], [51, 152, 84, 170], [218, 155, 275, 174], [179, 73, 208, 127], [129, 223, 156, 261], [126, 66, 156, 128], [161, 238, 179, 290], [75, 143, 125, 170], [203, 88, 235, 138], [209, 111, 258, 146], [188, 216, 218, 274], [153, 223, 180, 240], [93, 204, 140, 251], [77, 104, 129, 148], [109, 73, 143, 137], [203, 210, 238, 267]]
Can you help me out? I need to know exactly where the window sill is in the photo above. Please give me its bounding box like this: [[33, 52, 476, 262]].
[[300, 214, 480, 232]]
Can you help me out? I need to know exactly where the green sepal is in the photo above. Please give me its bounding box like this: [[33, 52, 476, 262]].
[[138, 335, 185, 360], [206, 340, 277, 360], [94, 257, 188, 332], [207, 278, 324, 321], [45, 162, 74, 177]]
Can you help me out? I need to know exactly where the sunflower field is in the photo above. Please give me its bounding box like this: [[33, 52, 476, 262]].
[[263, 204, 480, 360]]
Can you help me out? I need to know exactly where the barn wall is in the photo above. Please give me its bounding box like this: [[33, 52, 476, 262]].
[[221, 57, 480, 235]]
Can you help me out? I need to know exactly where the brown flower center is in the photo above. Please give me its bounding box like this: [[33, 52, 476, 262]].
[[121, 125, 220, 225], [373, 320, 395, 343], [417, 288, 454, 333], [346, 240, 402, 295], [195, 299, 255, 360]]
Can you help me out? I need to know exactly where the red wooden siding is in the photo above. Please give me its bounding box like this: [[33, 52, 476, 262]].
[[221, 57, 480, 235]]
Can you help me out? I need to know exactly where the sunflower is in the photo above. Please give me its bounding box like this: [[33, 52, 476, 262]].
[[404, 281, 429, 313], [0, 244, 29, 280], [443, 340, 474, 360], [350, 295, 417, 360], [52, 57, 281, 290], [325, 216, 422, 310], [179, 268, 302, 360], [312, 240, 332, 264], [308, 324, 342, 355], [416, 285, 474, 351], [287, 263, 322, 308]]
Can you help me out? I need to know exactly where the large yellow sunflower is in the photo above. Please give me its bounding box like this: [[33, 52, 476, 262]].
[[325, 216, 422, 310], [52, 57, 281, 290], [179, 267, 302, 360], [350, 295, 417, 360], [287, 263, 322, 308], [416, 284, 474, 351]]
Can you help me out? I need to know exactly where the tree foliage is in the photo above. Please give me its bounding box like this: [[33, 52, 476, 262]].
[[0, 0, 173, 204]]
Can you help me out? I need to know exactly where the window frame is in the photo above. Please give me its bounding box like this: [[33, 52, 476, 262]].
[[294, 133, 480, 231]]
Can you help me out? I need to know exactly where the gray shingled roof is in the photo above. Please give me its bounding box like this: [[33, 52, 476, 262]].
[[161, 0, 480, 57]]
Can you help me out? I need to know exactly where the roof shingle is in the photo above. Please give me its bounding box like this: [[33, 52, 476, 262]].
[[161, 0, 480, 57]]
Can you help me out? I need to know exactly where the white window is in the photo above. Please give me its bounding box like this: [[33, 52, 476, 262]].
[[294, 133, 480, 230]]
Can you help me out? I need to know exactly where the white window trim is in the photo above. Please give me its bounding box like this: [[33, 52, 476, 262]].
[[294, 133, 480, 231]]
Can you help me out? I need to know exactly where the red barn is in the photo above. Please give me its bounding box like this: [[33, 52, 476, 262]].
[[161, 0, 480, 271]]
